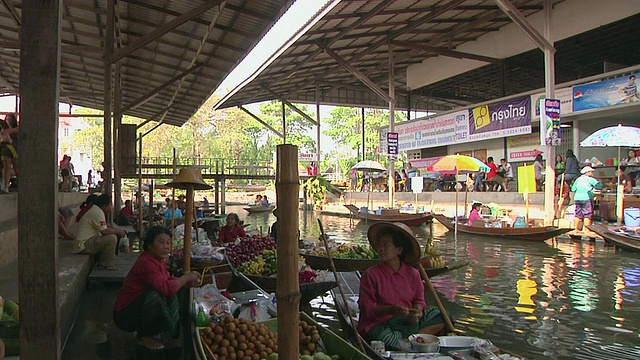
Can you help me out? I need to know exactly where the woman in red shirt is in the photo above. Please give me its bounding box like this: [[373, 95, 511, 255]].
[[113, 226, 200, 351], [358, 222, 448, 350], [218, 213, 247, 244]]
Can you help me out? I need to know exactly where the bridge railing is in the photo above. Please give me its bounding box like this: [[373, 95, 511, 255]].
[[135, 157, 275, 178]]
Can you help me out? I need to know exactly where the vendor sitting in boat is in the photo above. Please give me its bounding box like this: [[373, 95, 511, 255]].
[[113, 226, 200, 351], [218, 212, 247, 244], [261, 195, 270, 206], [358, 222, 448, 350], [254, 194, 263, 205], [466, 202, 483, 226]]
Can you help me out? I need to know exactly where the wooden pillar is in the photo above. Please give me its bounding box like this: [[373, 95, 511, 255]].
[[138, 137, 144, 235], [276, 144, 301, 358], [361, 108, 365, 161], [19, 1, 62, 358], [114, 62, 123, 213], [103, 0, 114, 200], [220, 159, 226, 214], [388, 42, 395, 208], [282, 101, 286, 143]]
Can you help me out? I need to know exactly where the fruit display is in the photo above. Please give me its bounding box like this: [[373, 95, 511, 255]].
[[0, 297, 20, 356], [201, 315, 278, 360], [302, 243, 378, 260], [226, 236, 277, 267], [424, 239, 446, 268], [199, 315, 342, 360], [238, 250, 320, 284]]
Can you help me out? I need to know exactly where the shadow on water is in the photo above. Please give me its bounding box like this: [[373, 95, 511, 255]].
[[229, 206, 640, 359]]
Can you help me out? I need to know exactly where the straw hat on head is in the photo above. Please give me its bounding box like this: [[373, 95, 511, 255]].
[[581, 166, 595, 174], [165, 168, 212, 190], [367, 222, 421, 266]]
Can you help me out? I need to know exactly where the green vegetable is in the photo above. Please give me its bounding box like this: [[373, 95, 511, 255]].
[[300, 355, 313, 360], [268, 352, 279, 360]]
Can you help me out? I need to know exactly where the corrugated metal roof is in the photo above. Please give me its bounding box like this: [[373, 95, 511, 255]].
[[0, 0, 294, 126], [215, 0, 570, 112]]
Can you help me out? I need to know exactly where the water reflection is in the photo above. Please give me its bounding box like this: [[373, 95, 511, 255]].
[[230, 206, 640, 359]]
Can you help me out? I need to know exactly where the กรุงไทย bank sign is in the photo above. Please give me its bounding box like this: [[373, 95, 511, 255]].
[[572, 72, 640, 112], [396, 110, 468, 152], [468, 96, 531, 141]]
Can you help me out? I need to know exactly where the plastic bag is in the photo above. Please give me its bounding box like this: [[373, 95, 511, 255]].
[[119, 236, 130, 254]]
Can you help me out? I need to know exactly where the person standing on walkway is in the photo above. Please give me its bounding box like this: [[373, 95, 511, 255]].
[[113, 226, 200, 351], [571, 166, 603, 235], [563, 150, 580, 185]]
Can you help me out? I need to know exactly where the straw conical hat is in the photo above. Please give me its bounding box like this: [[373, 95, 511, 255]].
[[165, 168, 212, 190]]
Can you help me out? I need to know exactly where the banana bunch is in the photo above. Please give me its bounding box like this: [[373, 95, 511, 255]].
[[428, 255, 446, 268], [238, 256, 266, 275]]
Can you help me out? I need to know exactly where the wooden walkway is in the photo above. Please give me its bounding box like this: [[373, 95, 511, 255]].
[[88, 251, 140, 283]]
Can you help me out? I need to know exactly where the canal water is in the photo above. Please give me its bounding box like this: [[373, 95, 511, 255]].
[[230, 206, 640, 360]]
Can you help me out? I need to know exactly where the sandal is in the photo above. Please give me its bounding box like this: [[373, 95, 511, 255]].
[[96, 265, 118, 271], [136, 336, 164, 350]]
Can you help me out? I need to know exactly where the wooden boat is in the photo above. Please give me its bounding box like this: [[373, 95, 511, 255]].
[[344, 204, 433, 226], [243, 204, 276, 213], [433, 214, 570, 241], [588, 224, 640, 253], [303, 252, 468, 275]]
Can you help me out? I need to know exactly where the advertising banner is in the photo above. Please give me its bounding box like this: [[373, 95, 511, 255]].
[[379, 127, 389, 154], [396, 110, 468, 151], [507, 133, 545, 162], [298, 153, 317, 161], [387, 132, 398, 156], [572, 72, 640, 112], [540, 98, 561, 146], [406, 157, 443, 172], [468, 96, 531, 141], [531, 88, 573, 119]]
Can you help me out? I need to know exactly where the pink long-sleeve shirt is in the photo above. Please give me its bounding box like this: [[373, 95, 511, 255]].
[[114, 251, 179, 311], [358, 262, 427, 335]]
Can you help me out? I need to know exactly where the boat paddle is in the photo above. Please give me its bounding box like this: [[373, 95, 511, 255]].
[[317, 218, 366, 353], [417, 263, 457, 333]]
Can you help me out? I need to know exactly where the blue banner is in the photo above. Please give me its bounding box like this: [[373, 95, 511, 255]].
[[468, 96, 531, 141], [387, 132, 398, 156], [573, 73, 640, 112]]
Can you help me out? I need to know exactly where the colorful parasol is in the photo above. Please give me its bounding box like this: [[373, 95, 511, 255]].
[[580, 124, 640, 147], [428, 154, 490, 173], [428, 154, 489, 240], [350, 160, 387, 172], [580, 124, 640, 225]]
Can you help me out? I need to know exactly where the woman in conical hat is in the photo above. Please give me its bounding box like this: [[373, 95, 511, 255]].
[[358, 222, 448, 350]]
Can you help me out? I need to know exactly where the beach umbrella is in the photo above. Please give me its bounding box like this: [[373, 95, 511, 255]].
[[580, 124, 640, 224], [428, 155, 490, 239], [350, 160, 386, 172]]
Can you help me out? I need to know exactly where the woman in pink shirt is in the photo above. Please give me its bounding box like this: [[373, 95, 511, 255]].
[[218, 213, 247, 244], [466, 202, 483, 226], [113, 226, 200, 351], [358, 222, 448, 350]]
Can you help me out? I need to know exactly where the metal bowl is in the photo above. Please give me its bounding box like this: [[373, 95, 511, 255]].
[[408, 334, 440, 353]]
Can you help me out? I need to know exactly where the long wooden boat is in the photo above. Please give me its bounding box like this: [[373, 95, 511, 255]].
[[303, 252, 468, 275], [588, 224, 640, 253], [243, 204, 276, 213], [344, 204, 433, 226], [433, 214, 570, 241]]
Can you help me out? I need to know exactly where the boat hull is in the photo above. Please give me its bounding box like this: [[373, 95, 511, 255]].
[[588, 225, 640, 253], [344, 204, 433, 226], [303, 253, 467, 275], [243, 205, 276, 213], [433, 214, 570, 241]]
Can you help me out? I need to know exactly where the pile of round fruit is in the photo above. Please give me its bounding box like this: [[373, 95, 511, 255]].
[[201, 316, 278, 360], [226, 236, 277, 267]]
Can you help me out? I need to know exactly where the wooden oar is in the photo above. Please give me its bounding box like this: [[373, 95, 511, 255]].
[[317, 218, 366, 353], [417, 263, 456, 333]]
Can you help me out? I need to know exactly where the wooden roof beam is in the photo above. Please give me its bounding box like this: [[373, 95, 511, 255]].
[[261, 85, 318, 126], [391, 40, 502, 64], [238, 106, 283, 138], [110, 1, 223, 64]]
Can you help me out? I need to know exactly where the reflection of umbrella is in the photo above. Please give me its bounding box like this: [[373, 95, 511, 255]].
[[351, 160, 386, 172], [580, 124, 640, 224], [428, 155, 489, 239]]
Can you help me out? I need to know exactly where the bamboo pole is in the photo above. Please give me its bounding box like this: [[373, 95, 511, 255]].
[[183, 184, 195, 273], [417, 263, 456, 333], [317, 219, 365, 353], [276, 144, 301, 359]]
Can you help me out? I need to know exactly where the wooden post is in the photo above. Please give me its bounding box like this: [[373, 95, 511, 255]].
[[138, 137, 144, 236], [19, 0, 62, 358], [171, 148, 177, 236], [113, 62, 123, 213], [103, 0, 114, 200], [276, 144, 301, 358], [183, 185, 195, 273]]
